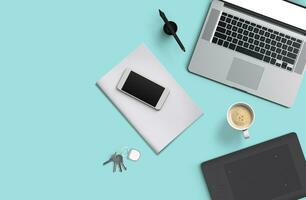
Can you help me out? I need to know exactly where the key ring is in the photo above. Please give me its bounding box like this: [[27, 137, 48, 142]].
[[116, 146, 130, 157], [115, 146, 141, 161]]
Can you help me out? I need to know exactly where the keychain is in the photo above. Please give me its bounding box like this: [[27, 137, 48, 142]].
[[116, 146, 141, 161], [103, 147, 141, 173]]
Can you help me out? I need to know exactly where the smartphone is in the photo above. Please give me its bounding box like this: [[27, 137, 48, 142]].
[[117, 68, 170, 110]]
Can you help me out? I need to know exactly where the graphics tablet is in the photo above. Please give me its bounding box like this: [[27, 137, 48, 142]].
[[201, 133, 306, 200]]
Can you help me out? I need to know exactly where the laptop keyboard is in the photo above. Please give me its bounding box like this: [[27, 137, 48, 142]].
[[212, 12, 303, 72]]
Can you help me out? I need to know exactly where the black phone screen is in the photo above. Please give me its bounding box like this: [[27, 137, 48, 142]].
[[121, 71, 165, 107]]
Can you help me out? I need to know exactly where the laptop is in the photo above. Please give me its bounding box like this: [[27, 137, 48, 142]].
[[188, 0, 306, 107], [201, 133, 306, 200]]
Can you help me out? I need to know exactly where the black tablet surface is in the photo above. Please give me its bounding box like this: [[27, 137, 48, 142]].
[[201, 133, 306, 200]]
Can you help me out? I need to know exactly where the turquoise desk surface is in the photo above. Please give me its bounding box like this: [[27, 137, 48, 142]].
[[1, 0, 306, 199]]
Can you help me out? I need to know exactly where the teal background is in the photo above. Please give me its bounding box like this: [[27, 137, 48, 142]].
[[1, 0, 306, 199]]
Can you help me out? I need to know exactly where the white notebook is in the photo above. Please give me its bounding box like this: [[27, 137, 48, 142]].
[[97, 44, 203, 153]]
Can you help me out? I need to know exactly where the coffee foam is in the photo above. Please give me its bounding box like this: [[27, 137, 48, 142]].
[[229, 105, 253, 129]]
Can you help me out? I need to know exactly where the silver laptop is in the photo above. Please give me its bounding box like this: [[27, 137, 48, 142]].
[[188, 0, 306, 107]]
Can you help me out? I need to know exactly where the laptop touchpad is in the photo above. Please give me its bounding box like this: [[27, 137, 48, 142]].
[[227, 58, 264, 90]]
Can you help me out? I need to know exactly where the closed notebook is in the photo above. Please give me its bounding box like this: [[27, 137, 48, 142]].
[[97, 44, 203, 153]]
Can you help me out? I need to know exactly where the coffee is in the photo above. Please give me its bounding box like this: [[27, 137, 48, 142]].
[[228, 105, 253, 129]]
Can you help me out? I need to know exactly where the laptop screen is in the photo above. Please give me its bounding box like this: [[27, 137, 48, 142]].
[[225, 0, 306, 31]]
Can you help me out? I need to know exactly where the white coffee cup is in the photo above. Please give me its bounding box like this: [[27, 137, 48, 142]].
[[227, 102, 255, 139]]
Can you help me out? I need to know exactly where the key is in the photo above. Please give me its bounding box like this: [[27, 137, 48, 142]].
[[117, 159, 123, 172], [113, 154, 119, 172], [103, 153, 116, 166], [114, 154, 122, 172], [116, 154, 127, 171], [113, 157, 117, 172]]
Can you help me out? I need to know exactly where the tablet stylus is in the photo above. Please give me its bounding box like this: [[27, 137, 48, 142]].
[[159, 9, 185, 52]]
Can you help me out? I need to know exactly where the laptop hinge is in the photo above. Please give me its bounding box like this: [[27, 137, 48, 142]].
[[222, 0, 306, 36]]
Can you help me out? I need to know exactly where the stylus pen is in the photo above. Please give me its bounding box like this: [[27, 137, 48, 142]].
[[159, 9, 186, 52]]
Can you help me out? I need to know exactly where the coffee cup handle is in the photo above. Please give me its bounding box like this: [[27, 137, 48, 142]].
[[243, 129, 250, 139]]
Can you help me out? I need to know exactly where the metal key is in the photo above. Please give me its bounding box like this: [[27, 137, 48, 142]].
[[113, 159, 117, 173], [113, 154, 119, 172], [116, 155, 123, 172], [116, 154, 127, 171], [103, 153, 116, 166]]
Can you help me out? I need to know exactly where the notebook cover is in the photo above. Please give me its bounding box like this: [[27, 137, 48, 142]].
[[97, 44, 203, 153]]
